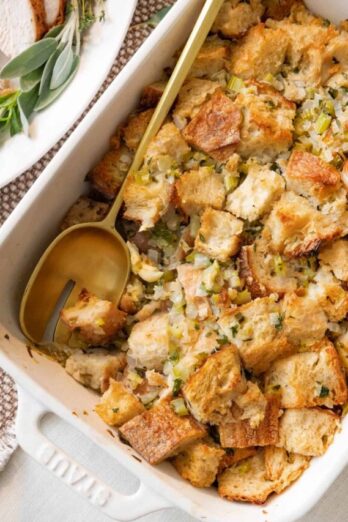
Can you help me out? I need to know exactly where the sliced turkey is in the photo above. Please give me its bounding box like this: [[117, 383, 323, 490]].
[[43, 0, 66, 28]]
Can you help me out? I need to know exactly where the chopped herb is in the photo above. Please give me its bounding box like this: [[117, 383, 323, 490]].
[[169, 350, 180, 363], [270, 162, 281, 173], [274, 313, 284, 331], [217, 335, 229, 346], [231, 324, 239, 337], [173, 378, 183, 396], [199, 233, 206, 242], [194, 323, 200, 331], [272, 384, 281, 391], [111, 407, 119, 413], [319, 385, 330, 398]]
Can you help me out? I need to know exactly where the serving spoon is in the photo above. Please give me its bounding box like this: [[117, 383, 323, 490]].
[[19, 0, 225, 344]]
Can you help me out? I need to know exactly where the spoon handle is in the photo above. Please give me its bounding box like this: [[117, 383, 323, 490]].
[[103, 0, 225, 227]]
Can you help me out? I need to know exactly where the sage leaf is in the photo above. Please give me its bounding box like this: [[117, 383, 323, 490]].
[[9, 107, 23, 136], [39, 47, 62, 96], [45, 24, 64, 39], [147, 6, 172, 28], [20, 66, 44, 92], [50, 44, 74, 90], [18, 85, 39, 135], [0, 38, 58, 79], [35, 56, 79, 111]]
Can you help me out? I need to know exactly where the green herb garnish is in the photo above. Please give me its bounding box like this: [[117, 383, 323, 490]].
[[173, 378, 183, 396], [319, 385, 330, 398]]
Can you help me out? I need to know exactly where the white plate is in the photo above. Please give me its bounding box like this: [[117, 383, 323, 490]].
[[0, 0, 137, 188]]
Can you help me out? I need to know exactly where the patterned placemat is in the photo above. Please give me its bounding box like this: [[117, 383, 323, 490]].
[[0, 0, 175, 470]]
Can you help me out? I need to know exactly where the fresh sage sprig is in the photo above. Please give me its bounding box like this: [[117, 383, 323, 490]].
[[0, 0, 105, 144]]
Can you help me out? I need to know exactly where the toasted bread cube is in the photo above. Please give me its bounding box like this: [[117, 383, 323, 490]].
[[285, 151, 342, 206], [336, 330, 348, 374], [233, 382, 267, 429], [307, 267, 348, 322], [263, 446, 310, 493], [95, 379, 145, 427], [235, 82, 296, 160], [119, 276, 145, 314], [183, 346, 246, 424], [212, 0, 264, 39], [119, 401, 206, 465], [122, 109, 154, 152], [61, 290, 126, 346], [194, 208, 243, 262], [262, 191, 341, 258], [89, 145, 132, 200], [226, 163, 284, 221], [60, 196, 110, 231], [218, 447, 257, 472], [173, 440, 225, 487], [65, 349, 127, 392], [175, 167, 225, 216], [230, 24, 289, 80], [140, 81, 166, 108], [276, 408, 339, 457], [219, 396, 280, 449], [282, 292, 328, 345], [319, 240, 348, 282], [182, 90, 242, 160], [177, 264, 211, 320], [218, 297, 293, 374], [144, 122, 190, 163], [127, 313, 170, 371], [189, 40, 229, 78], [173, 78, 220, 121], [265, 340, 348, 408], [263, 0, 297, 20], [123, 176, 174, 231]]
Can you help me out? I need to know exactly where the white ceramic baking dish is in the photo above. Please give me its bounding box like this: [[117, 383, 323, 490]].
[[1, 1, 348, 520]]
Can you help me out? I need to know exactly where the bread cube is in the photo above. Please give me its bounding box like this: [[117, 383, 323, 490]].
[[95, 379, 145, 427], [89, 145, 132, 199], [212, 0, 264, 39], [127, 313, 170, 371], [119, 276, 145, 314], [119, 401, 206, 465], [319, 240, 348, 282], [140, 81, 166, 108], [218, 448, 257, 472], [182, 90, 242, 161], [219, 396, 280, 448], [307, 267, 348, 322], [175, 167, 225, 216], [61, 290, 126, 346], [189, 40, 229, 78], [233, 382, 268, 429], [230, 24, 289, 80], [194, 208, 243, 262], [182, 346, 246, 424], [276, 408, 339, 457], [263, 446, 310, 494], [265, 339, 348, 408], [282, 292, 328, 345], [174, 78, 220, 120], [122, 109, 154, 151], [177, 264, 211, 320], [173, 440, 225, 487], [336, 330, 348, 374], [226, 163, 284, 221], [65, 349, 126, 392], [60, 196, 110, 231], [144, 122, 190, 163]]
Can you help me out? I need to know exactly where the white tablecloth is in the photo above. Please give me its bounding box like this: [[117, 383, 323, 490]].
[[0, 412, 347, 522]]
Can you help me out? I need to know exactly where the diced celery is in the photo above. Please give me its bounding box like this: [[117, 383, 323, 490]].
[[315, 112, 332, 134], [224, 172, 239, 192], [264, 73, 275, 84], [234, 289, 251, 305], [273, 254, 286, 276], [171, 398, 189, 416], [227, 75, 245, 93]]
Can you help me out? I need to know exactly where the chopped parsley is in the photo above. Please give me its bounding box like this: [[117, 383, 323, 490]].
[[274, 313, 284, 331], [199, 233, 206, 242], [111, 407, 119, 413], [217, 335, 229, 346], [231, 324, 239, 337], [319, 385, 330, 398], [173, 378, 183, 396]]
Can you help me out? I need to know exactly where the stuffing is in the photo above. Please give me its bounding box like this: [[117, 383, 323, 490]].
[[119, 276, 145, 314], [177, 264, 211, 320], [307, 267, 348, 322], [182, 90, 242, 161], [225, 163, 285, 221], [65, 349, 127, 393], [218, 447, 257, 472], [230, 24, 289, 80], [262, 191, 341, 258], [123, 175, 174, 231], [212, 0, 264, 39], [319, 240, 348, 282], [336, 330, 348, 374], [276, 408, 339, 457], [140, 81, 166, 108], [194, 207, 243, 262], [175, 167, 226, 216], [172, 439, 225, 487], [282, 291, 328, 345], [89, 145, 132, 200], [60, 290, 126, 346], [173, 78, 220, 121], [218, 448, 309, 504], [144, 122, 190, 163], [285, 151, 342, 206], [233, 381, 268, 429], [219, 395, 280, 449], [60, 196, 110, 231], [263, 446, 310, 493], [218, 297, 293, 374], [95, 379, 145, 427], [119, 400, 207, 465], [127, 313, 170, 371], [122, 109, 155, 152], [265, 339, 348, 408], [189, 40, 229, 78], [127, 242, 163, 283], [263, 0, 297, 20], [182, 345, 246, 424], [235, 82, 296, 160]]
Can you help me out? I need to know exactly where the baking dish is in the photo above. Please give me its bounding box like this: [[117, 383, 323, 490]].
[[1, 1, 348, 520]]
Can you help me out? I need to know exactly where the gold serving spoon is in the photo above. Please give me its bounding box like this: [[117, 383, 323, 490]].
[[19, 0, 225, 344]]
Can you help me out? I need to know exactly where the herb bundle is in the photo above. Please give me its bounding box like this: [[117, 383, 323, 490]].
[[0, 0, 105, 144]]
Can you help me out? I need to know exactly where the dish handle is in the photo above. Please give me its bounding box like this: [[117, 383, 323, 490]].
[[16, 387, 172, 520]]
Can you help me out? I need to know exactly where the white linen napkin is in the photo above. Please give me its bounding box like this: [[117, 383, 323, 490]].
[[0, 368, 17, 471]]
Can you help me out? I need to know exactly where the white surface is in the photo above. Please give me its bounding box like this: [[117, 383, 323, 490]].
[[0, 412, 347, 522], [1, 0, 348, 521], [0, 0, 137, 187], [305, 0, 348, 24]]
